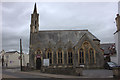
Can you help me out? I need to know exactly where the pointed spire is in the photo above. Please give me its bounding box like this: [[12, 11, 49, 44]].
[[33, 3, 37, 13]]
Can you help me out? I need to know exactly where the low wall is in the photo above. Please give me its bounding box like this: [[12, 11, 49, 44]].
[[41, 67, 83, 76]]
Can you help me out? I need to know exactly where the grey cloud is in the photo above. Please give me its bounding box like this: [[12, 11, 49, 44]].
[[2, 2, 118, 53]]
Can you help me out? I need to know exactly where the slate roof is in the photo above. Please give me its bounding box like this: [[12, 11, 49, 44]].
[[31, 29, 99, 46]]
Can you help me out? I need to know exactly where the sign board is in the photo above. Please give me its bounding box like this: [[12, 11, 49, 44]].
[[10, 61, 14, 63], [36, 55, 41, 58], [80, 65, 85, 68], [43, 59, 49, 66]]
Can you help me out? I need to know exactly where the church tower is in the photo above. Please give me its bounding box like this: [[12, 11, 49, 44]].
[[30, 3, 39, 33], [29, 3, 39, 69]]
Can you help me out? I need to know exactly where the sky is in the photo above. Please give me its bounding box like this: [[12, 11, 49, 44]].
[[2, 2, 118, 53]]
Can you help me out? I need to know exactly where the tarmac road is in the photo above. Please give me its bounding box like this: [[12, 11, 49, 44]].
[[2, 68, 115, 80], [2, 69, 50, 78]]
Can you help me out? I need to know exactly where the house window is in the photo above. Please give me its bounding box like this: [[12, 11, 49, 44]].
[[68, 52, 73, 64], [89, 48, 95, 64], [58, 52, 62, 64], [79, 48, 84, 64]]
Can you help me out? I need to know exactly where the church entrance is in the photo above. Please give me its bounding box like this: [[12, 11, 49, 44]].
[[36, 58, 41, 70]]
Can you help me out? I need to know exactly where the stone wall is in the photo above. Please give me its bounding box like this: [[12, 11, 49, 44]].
[[41, 67, 83, 76]]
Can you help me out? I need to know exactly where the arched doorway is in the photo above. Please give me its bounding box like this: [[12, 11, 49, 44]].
[[36, 57, 41, 69], [35, 49, 42, 70]]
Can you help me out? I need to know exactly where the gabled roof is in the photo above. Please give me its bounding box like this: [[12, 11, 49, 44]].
[[31, 29, 99, 47], [100, 43, 115, 55]]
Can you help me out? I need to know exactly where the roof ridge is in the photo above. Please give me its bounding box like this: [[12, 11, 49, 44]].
[[38, 29, 88, 32], [100, 43, 115, 45]]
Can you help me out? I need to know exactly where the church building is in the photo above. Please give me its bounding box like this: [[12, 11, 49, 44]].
[[29, 3, 104, 70]]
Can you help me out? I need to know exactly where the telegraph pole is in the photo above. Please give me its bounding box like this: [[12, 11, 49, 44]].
[[20, 39, 22, 71]]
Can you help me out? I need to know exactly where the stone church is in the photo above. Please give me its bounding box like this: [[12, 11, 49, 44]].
[[29, 3, 104, 70]]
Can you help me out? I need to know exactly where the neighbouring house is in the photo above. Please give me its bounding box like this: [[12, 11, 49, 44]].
[[100, 43, 116, 64], [0, 50, 29, 68]]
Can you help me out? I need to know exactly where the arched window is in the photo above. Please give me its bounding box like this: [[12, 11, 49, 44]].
[[89, 48, 95, 64], [57, 48, 64, 64], [46, 49, 52, 64], [58, 51, 62, 64], [79, 48, 84, 64], [37, 50, 41, 54], [47, 52, 52, 64], [36, 50, 42, 58], [68, 51, 73, 64]]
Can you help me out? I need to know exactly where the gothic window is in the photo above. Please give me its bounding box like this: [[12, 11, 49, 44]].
[[89, 48, 95, 64], [47, 52, 52, 64], [79, 48, 84, 64], [46, 49, 52, 64], [37, 50, 41, 54], [58, 51, 62, 64], [36, 49, 42, 60], [83, 41, 89, 61], [68, 52, 73, 64]]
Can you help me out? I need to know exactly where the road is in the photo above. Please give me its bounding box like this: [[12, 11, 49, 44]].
[[2, 68, 49, 78], [2, 68, 114, 80], [83, 69, 113, 78]]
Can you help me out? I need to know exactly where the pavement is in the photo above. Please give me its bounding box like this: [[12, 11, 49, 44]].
[[21, 70, 84, 78], [2, 68, 114, 78], [22, 70, 113, 78]]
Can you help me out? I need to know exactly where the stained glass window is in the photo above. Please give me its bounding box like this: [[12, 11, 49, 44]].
[[79, 48, 84, 64], [89, 48, 94, 64], [68, 52, 73, 64], [58, 52, 62, 64]]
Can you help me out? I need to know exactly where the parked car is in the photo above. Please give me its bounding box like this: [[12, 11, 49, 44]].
[[104, 62, 118, 70]]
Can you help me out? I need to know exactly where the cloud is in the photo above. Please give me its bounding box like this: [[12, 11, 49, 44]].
[[2, 2, 118, 53]]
